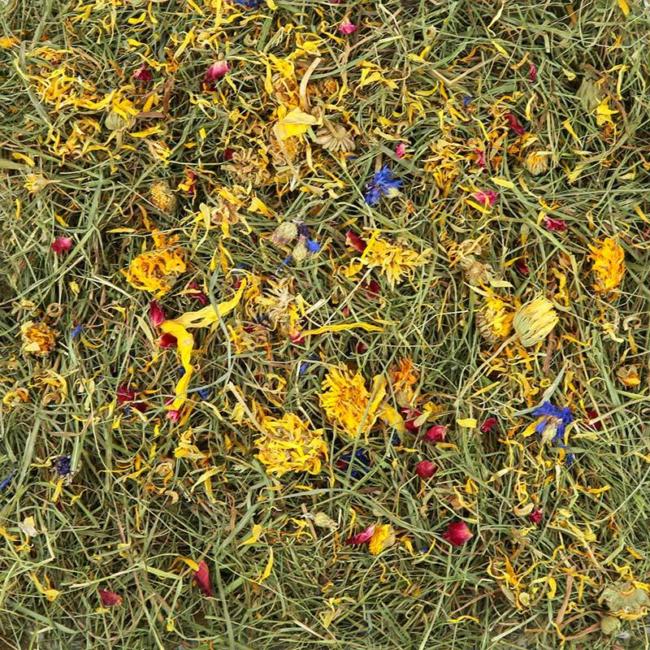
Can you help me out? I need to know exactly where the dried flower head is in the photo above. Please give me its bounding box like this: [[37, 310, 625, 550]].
[[150, 181, 177, 214], [359, 231, 429, 288], [21, 321, 57, 356], [368, 524, 396, 555], [477, 291, 513, 343], [320, 367, 382, 439], [255, 412, 327, 477], [525, 150, 549, 175], [590, 237, 625, 295], [513, 296, 558, 347], [314, 120, 356, 153], [123, 231, 186, 296]]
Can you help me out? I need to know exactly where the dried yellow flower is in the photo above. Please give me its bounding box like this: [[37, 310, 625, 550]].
[[389, 358, 419, 407], [360, 231, 429, 288], [617, 365, 640, 388], [123, 231, 186, 296], [21, 321, 57, 356], [255, 412, 327, 477], [590, 237, 625, 295], [477, 292, 513, 343], [314, 120, 356, 153], [513, 296, 558, 347], [150, 181, 177, 213], [320, 367, 383, 439], [525, 150, 549, 175]]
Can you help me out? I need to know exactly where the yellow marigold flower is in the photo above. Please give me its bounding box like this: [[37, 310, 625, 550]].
[[150, 181, 177, 213], [477, 292, 513, 343], [255, 413, 327, 477], [21, 321, 57, 356], [123, 231, 186, 296], [590, 237, 625, 295], [320, 367, 382, 439], [525, 150, 549, 175], [360, 231, 429, 288], [513, 296, 558, 347], [369, 524, 396, 555], [617, 365, 640, 388]]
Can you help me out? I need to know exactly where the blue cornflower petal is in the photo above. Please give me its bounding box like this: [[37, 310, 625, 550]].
[[197, 387, 210, 400], [0, 471, 15, 492], [364, 165, 402, 205], [306, 239, 321, 253], [71, 324, 83, 339]]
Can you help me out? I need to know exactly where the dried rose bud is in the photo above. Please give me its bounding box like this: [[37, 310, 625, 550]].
[[528, 508, 543, 525], [424, 425, 447, 443], [442, 521, 473, 546], [204, 61, 229, 89], [528, 63, 538, 83], [99, 589, 122, 607], [51, 236, 73, 255], [194, 560, 213, 597], [402, 409, 422, 432], [395, 142, 407, 158], [415, 460, 437, 479]]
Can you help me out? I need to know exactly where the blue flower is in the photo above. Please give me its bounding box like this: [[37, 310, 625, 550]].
[[0, 471, 14, 492], [71, 324, 83, 339], [532, 401, 573, 443], [197, 387, 211, 400], [306, 239, 321, 253], [233, 0, 259, 7], [363, 166, 402, 206], [54, 456, 72, 477]]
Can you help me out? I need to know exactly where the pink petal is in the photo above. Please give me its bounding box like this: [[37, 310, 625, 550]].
[[133, 65, 153, 83], [194, 560, 213, 596], [543, 216, 568, 232], [480, 416, 498, 434], [402, 408, 421, 432], [51, 236, 73, 255], [204, 61, 229, 87], [346, 525, 375, 546], [158, 333, 178, 348], [338, 21, 358, 35], [528, 508, 543, 525], [528, 63, 538, 83], [472, 190, 498, 207], [395, 142, 407, 158], [505, 112, 526, 136], [99, 588, 122, 607]]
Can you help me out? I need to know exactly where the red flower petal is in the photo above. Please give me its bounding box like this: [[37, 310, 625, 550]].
[[443, 521, 473, 547], [505, 112, 526, 136], [528, 63, 538, 83], [472, 190, 498, 207], [514, 259, 530, 276], [543, 216, 568, 232], [194, 560, 213, 596], [354, 341, 368, 354], [424, 425, 447, 443], [395, 142, 407, 159], [149, 300, 166, 328], [528, 508, 543, 525], [480, 416, 498, 434], [187, 281, 208, 306], [346, 525, 375, 546], [338, 21, 357, 35], [473, 148, 487, 169], [204, 61, 229, 89], [116, 384, 137, 404], [415, 460, 437, 479], [51, 236, 73, 255], [345, 230, 366, 253], [159, 333, 178, 348], [132, 64, 153, 83], [99, 588, 122, 607]]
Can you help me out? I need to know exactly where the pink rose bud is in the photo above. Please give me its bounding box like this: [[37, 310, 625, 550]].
[[528, 508, 543, 525], [480, 416, 498, 434], [395, 142, 407, 158], [443, 521, 473, 547], [424, 425, 447, 443], [149, 300, 166, 328], [51, 236, 73, 255], [194, 560, 213, 597], [415, 460, 437, 479], [402, 408, 421, 432], [338, 21, 357, 35], [204, 61, 229, 89]]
